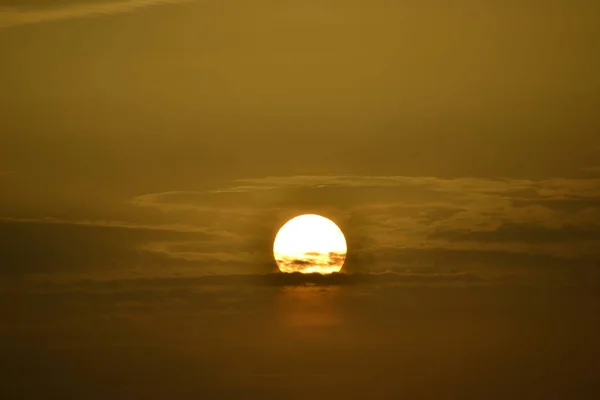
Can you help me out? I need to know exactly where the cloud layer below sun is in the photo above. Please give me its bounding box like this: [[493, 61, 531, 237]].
[[0, 0, 193, 27]]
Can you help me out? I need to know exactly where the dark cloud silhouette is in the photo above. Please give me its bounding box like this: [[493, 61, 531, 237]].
[[386, 247, 593, 269], [0, 220, 226, 277], [327, 251, 346, 265], [289, 259, 312, 266], [275, 251, 347, 273]]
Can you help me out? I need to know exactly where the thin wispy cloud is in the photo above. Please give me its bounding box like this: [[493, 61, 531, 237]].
[[0, 216, 218, 235], [127, 174, 600, 267], [0, 0, 193, 28], [210, 174, 600, 198]]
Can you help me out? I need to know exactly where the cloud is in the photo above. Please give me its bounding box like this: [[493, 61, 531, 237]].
[[0, 216, 220, 234], [229, 174, 600, 196], [512, 198, 600, 213], [132, 175, 600, 223], [8, 269, 600, 299], [129, 174, 600, 271], [130, 191, 259, 216], [0, 0, 193, 28], [4, 272, 487, 294], [0, 217, 249, 279], [4, 174, 600, 284], [430, 223, 600, 244], [208, 175, 540, 195], [274, 251, 346, 274]]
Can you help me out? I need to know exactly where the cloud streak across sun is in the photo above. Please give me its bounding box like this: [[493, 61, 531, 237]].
[[0, 0, 193, 28]]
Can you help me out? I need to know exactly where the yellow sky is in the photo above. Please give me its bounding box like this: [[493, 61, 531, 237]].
[[1, 3, 600, 398], [1, 0, 599, 281]]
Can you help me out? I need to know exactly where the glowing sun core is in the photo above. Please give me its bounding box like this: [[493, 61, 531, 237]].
[[273, 214, 347, 274]]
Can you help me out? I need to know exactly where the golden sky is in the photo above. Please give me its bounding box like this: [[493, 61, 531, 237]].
[[1, 1, 599, 398]]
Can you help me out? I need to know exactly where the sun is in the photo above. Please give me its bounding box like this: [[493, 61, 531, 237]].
[[273, 214, 347, 274]]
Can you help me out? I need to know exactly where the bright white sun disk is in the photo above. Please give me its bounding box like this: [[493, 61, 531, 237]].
[[273, 214, 347, 274]]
